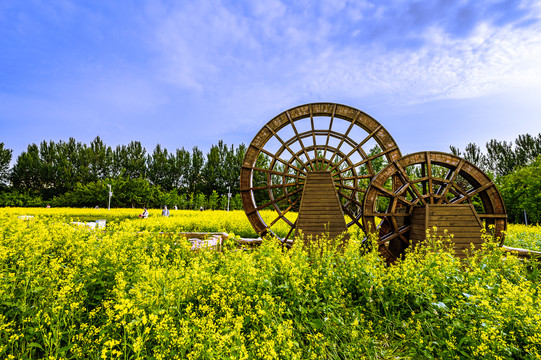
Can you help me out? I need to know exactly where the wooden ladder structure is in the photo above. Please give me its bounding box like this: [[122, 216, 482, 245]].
[[294, 171, 347, 241]]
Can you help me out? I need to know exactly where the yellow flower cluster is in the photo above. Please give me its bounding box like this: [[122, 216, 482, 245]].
[[0, 208, 540, 359], [505, 223, 541, 251]]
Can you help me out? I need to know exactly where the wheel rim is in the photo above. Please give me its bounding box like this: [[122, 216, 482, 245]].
[[241, 102, 402, 240]]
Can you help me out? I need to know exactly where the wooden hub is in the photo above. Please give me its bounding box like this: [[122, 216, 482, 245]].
[[294, 171, 347, 240]]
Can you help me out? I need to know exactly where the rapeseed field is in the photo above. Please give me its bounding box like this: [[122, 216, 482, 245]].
[[1, 208, 540, 359]]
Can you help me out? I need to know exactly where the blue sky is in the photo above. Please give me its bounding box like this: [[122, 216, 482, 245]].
[[2, 0, 541, 161]]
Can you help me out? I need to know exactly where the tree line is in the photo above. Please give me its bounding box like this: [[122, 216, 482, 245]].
[[449, 133, 541, 224], [0, 137, 246, 209], [1, 133, 540, 223]]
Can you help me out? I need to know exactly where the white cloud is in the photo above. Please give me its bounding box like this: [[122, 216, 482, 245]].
[[3, 0, 541, 159], [286, 19, 541, 105], [145, 0, 541, 111]]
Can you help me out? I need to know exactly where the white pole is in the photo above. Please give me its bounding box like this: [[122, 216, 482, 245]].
[[227, 186, 231, 212], [524, 210, 528, 225], [108, 184, 112, 211]]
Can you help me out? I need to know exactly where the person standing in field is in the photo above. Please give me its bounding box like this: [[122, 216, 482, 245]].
[[139, 207, 148, 218], [162, 205, 170, 217]]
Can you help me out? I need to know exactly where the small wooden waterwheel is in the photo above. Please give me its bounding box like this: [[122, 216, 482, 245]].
[[240, 103, 402, 243], [362, 151, 507, 263]]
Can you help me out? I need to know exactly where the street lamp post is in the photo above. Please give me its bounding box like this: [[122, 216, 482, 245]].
[[108, 184, 112, 211], [227, 186, 231, 212]]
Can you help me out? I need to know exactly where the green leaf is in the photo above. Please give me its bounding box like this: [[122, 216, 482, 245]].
[[28, 342, 44, 350]]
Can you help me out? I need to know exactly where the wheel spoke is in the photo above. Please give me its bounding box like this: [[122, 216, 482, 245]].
[[426, 152, 435, 203], [436, 159, 465, 204], [370, 182, 397, 199], [322, 104, 336, 162], [337, 189, 363, 208], [309, 105, 317, 156], [250, 183, 300, 191], [421, 160, 427, 196], [260, 148, 307, 176], [452, 182, 494, 204], [327, 111, 361, 165], [332, 125, 382, 170], [265, 124, 313, 173], [394, 162, 427, 206], [478, 214, 507, 219], [268, 198, 301, 227], [283, 219, 297, 242], [286, 110, 317, 171], [337, 146, 398, 176], [339, 175, 372, 182], [342, 205, 362, 228], [251, 187, 304, 213], [377, 225, 411, 246], [335, 183, 359, 192], [242, 165, 304, 179]]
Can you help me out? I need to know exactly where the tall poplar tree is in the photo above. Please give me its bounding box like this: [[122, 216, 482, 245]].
[[0, 143, 12, 188]]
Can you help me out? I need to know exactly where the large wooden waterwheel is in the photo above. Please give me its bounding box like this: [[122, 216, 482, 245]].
[[362, 151, 507, 262], [240, 103, 402, 242]]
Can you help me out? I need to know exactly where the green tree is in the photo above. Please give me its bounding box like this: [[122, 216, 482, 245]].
[[0, 190, 42, 206], [219, 194, 228, 210], [111, 176, 156, 208], [451, 134, 541, 178], [188, 192, 195, 209], [465, 143, 488, 172], [170, 148, 191, 190], [208, 190, 219, 210], [194, 192, 207, 210], [514, 133, 541, 168], [86, 136, 112, 182], [226, 143, 246, 193], [11, 143, 43, 193], [486, 139, 516, 178], [499, 155, 541, 224], [147, 144, 173, 191], [112, 141, 147, 179], [187, 147, 204, 193], [55, 138, 86, 195], [202, 142, 225, 194], [252, 153, 271, 205], [0, 143, 12, 188], [231, 193, 243, 210], [53, 181, 108, 208]]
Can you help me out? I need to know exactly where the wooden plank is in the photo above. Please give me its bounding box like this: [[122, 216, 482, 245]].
[[422, 228, 483, 236], [428, 212, 477, 218], [428, 224, 481, 229], [426, 223, 482, 229], [299, 220, 348, 225], [410, 203, 488, 254], [301, 197, 342, 201], [299, 206, 345, 212], [302, 221, 346, 226], [295, 171, 347, 240]]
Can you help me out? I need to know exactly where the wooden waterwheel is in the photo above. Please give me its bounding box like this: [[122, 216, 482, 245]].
[[240, 103, 402, 242], [362, 151, 507, 262]]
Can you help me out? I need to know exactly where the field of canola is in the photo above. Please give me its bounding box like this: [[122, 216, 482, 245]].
[[1, 208, 540, 359]]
